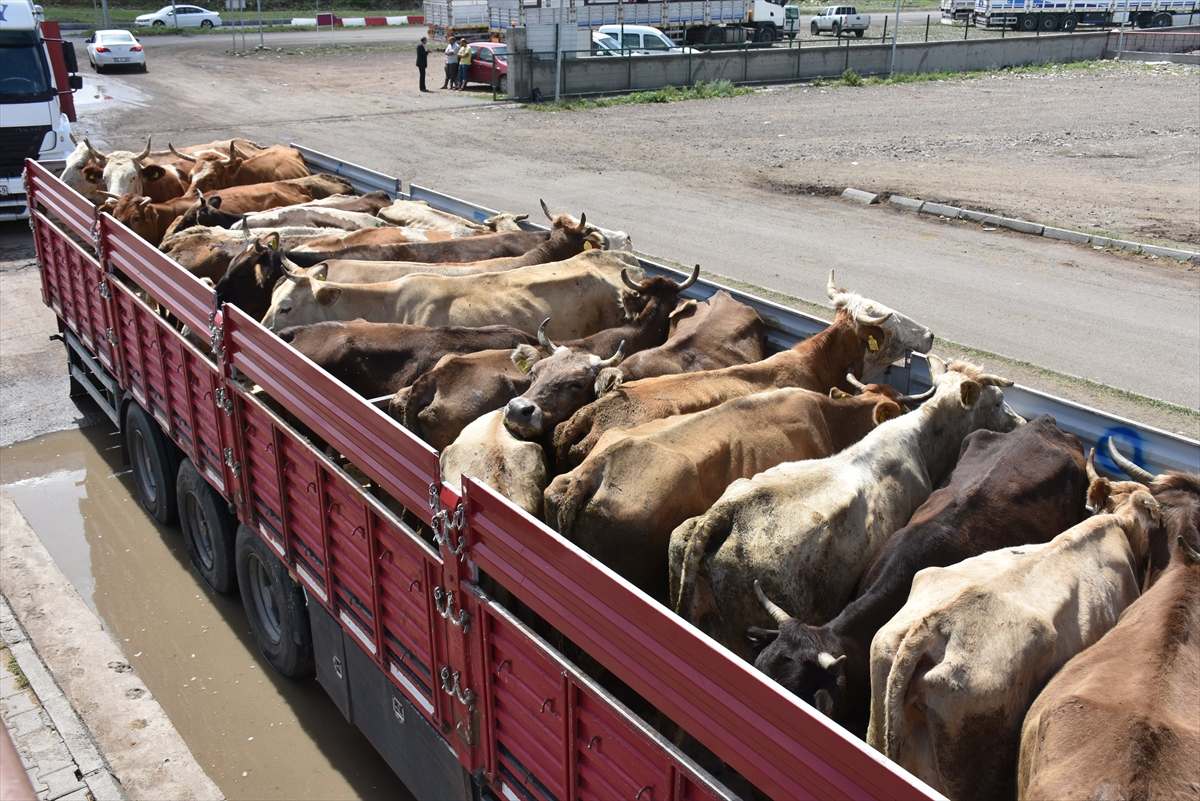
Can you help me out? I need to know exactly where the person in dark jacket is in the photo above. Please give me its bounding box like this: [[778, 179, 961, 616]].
[[416, 37, 430, 92]]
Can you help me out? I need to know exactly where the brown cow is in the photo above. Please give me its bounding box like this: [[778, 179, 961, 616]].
[[1017, 534, 1200, 801], [545, 382, 916, 602], [552, 271, 935, 469], [746, 414, 1087, 737], [276, 320, 539, 399], [64, 136, 240, 204], [174, 140, 309, 194], [159, 226, 331, 284]]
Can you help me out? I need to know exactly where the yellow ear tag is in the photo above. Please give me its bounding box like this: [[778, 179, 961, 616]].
[[583, 241, 594, 250], [868, 335, 879, 352], [517, 357, 532, 374], [316, 274, 326, 281]]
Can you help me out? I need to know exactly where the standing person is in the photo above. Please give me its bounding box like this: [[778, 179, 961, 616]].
[[416, 37, 430, 93], [443, 37, 459, 89], [457, 39, 474, 90]]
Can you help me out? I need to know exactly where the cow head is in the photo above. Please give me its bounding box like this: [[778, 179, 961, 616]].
[[482, 211, 529, 232], [827, 270, 934, 381], [540, 200, 607, 258], [1086, 450, 1161, 577], [928, 355, 1024, 433], [504, 319, 626, 440], [102, 192, 161, 243], [79, 136, 157, 200], [747, 581, 850, 719], [214, 232, 285, 321], [260, 257, 342, 329], [180, 138, 250, 194], [170, 191, 245, 235]]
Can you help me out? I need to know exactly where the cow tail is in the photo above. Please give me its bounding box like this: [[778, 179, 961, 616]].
[[672, 509, 724, 616], [883, 620, 936, 762], [553, 471, 595, 540]]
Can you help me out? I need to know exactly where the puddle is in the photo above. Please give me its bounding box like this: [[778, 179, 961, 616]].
[[1, 425, 413, 801]]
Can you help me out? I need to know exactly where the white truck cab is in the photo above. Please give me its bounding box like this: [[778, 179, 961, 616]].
[[0, 0, 80, 220]]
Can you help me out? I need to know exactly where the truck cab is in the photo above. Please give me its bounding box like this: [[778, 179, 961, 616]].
[[0, 0, 81, 220]]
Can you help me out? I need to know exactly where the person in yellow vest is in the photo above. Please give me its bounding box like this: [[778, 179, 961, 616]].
[[457, 40, 474, 90]]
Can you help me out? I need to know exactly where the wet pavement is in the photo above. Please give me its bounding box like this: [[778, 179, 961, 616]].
[[1, 424, 414, 801]]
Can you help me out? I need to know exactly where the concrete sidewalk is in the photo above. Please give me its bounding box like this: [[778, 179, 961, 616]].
[[0, 490, 223, 801]]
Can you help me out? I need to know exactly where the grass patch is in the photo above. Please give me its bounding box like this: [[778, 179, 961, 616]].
[[530, 80, 754, 110], [820, 59, 1116, 88], [839, 68, 864, 86], [5, 651, 29, 690]]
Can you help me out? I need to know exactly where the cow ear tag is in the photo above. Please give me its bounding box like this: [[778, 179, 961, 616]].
[[868, 335, 879, 352], [583, 241, 594, 250], [516, 357, 533, 374]]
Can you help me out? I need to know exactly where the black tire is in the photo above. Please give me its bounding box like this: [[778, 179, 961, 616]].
[[152, 19, 165, 26], [1039, 14, 1059, 30], [705, 25, 724, 45], [832, 22, 841, 36], [1151, 12, 1171, 26], [854, 28, 864, 37], [756, 24, 777, 43], [811, 21, 820, 35], [1060, 14, 1078, 31], [497, 73, 508, 95], [140, 63, 148, 73], [125, 402, 179, 525], [177, 459, 237, 594], [201, 19, 214, 28], [235, 524, 314, 677], [1018, 14, 1037, 30]]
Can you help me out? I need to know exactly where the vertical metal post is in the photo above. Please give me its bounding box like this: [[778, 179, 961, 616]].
[[554, 23, 562, 103], [171, 0, 179, 32], [881, 14, 887, 42], [795, 38, 801, 79], [964, 15, 969, 36], [257, 0, 264, 50], [925, 13, 931, 40], [890, 0, 901, 74]]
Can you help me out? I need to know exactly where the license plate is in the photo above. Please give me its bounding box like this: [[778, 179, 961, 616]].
[[0, 186, 9, 196], [114, 57, 130, 62]]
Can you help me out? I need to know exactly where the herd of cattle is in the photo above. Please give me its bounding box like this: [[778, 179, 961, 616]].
[[62, 139, 1199, 801]]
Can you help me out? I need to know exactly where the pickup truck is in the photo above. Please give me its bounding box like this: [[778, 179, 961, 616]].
[[811, 5, 871, 37]]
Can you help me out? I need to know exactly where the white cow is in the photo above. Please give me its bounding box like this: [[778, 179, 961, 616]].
[[440, 409, 549, 517], [669, 357, 1024, 661], [866, 476, 1159, 801]]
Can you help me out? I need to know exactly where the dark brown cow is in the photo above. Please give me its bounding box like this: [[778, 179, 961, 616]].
[[1017, 534, 1200, 800], [545, 382, 917, 602], [277, 321, 538, 399], [552, 272, 935, 469], [104, 182, 313, 246], [746, 415, 1087, 737], [159, 227, 330, 284], [175, 140, 310, 194], [277, 228, 550, 269], [591, 289, 766, 397], [502, 266, 699, 441], [1106, 439, 1200, 589]]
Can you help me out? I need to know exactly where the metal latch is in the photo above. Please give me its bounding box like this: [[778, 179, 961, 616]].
[[105, 328, 117, 346], [439, 667, 476, 711], [214, 386, 234, 417], [433, 587, 471, 632], [98, 279, 111, 300], [223, 447, 241, 478]]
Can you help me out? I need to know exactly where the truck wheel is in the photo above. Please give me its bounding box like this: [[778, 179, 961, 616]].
[[1060, 14, 1079, 31], [1151, 11, 1171, 26], [756, 24, 777, 43], [177, 459, 237, 594], [236, 524, 314, 678], [811, 21, 819, 35], [832, 22, 841, 36], [125, 402, 179, 525], [854, 28, 864, 37], [705, 25, 724, 45], [1019, 14, 1037, 30], [1039, 14, 1059, 30]]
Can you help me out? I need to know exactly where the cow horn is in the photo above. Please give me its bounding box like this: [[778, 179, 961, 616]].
[[241, 217, 251, 239], [1106, 438, 1157, 485], [69, 132, 79, 145], [817, 653, 846, 671], [537, 318, 557, 351], [855, 308, 893, 327], [1179, 536, 1200, 565], [978, 373, 1015, 387], [577, 212, 587, 229], [895, 386, 937, 406], [540, 199, 553, 221], [169, 143, 197, 163], [598, 340, 626, 369], [1086, 448, 1099, 483], [279, 255, 307, 282], [98, 190, 121, 199], [138, 196, 152, 207], [844, 370, 868, 391], [135, 135, 152, 160], [753, 580, 791, 624], [621, 268, 642, 292], [676, 264, 700, 291], [83, 137, 107, 164], [222, 141, 238, 166], [826, 269, 840, 301]]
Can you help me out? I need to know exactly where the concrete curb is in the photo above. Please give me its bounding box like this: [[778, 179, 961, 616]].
[[0, 490, 224, 801], [850, 189, 1200, 265]]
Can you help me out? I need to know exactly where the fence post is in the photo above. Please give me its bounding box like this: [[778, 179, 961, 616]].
[[881, 15, 888, 43], [926, 14, 931, 41], [744, 40, 749, 83], [1036, 12, 1041, 35], [795, 38, 802, 80], [964, 17, 969, 38]]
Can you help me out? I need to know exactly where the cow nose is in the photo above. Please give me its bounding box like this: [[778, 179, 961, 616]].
[[506, 398, 534, 420]]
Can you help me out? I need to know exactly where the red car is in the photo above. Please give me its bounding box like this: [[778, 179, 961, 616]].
[[463, 42, 508, 95]]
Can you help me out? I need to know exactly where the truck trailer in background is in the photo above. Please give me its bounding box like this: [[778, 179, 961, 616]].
[[969, 0, 1198, 30]]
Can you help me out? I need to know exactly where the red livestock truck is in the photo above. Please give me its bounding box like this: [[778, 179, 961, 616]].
[[23, 146, 1196, 801]]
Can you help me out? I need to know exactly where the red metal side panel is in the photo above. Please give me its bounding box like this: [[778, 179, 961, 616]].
[[160, 335, 227, 490], [462, 477, 940, 801], [277, 436, 334, 605], [30, 215, 114, 372], [25, 160, 95, 242], [575, 692, 671, 801], [222, 305, 445, 524], [237, 393, 291, 555]]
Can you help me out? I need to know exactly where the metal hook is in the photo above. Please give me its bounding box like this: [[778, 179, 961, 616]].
[[495, 659, 511, 677], [586, 736, 600, 751], [540, 699, 553, 714], [635, 787, 652, 800], [407, 578, 420, 592]]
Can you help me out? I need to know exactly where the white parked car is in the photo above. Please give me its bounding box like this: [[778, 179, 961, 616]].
[[134, 4, 222, 28], [86, 29, 147, 72], [591, 31, 622, 56], [597, 24, 695, 54]]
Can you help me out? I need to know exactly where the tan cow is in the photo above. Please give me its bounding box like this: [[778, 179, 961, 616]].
[[176, 140, 309, 194], [670, 358, 1023, 661], [545, 382, 918, 601], [260, 249, 644, 338], [440, 409, 549, 517], [1017, 534, 1200, 801], [377, 199, 489, 232], [866, 473, 1160, 801]]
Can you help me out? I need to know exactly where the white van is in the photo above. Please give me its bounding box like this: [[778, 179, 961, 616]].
[[597, 24, 693, 54]]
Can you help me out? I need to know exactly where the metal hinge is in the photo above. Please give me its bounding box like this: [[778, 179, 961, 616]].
[[214, 386, 234, 417], [223, 447, 241, 478], [98, 280, 111, 300], [439, 667, 476, 712], [105, 328, 117, 346], [429, 485, 468, 560], [433, 587, 472, 632]]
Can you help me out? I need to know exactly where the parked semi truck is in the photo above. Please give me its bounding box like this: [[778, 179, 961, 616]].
[[0, 0, 81, 220], [474, 0, 798, 47], [23, 147, 1198, 801], [972, 0, 1198, 30]]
